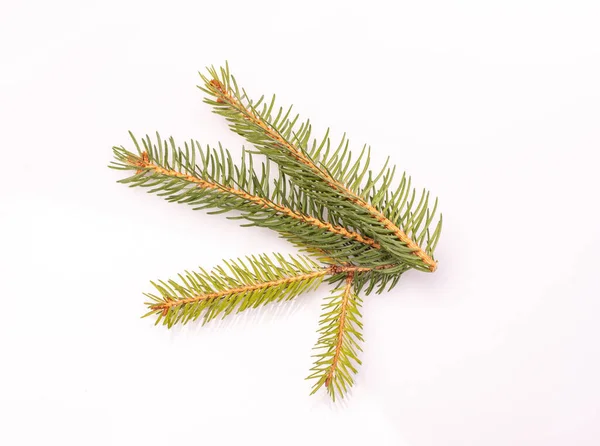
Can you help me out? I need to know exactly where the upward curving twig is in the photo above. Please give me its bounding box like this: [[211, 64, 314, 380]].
[[204, 77, 437, 271]]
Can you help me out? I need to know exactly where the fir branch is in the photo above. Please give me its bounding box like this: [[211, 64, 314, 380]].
[[307, 271, 363, 401], [131, 146, 378, 248], [144, 253, 372, 328], [199, 64, 441, 272], [111, 133, 404, 272]]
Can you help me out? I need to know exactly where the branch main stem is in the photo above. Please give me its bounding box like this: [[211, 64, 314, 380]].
[[208, 80, 437, 271], [132, 154, 380, 249]]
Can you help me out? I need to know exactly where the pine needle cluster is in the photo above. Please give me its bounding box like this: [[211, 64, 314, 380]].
[[110, 63, 442, 400]]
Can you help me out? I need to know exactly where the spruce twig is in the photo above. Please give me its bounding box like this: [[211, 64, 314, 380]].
[[308, 271, 363, 401], [199, 63, 442, 272], [110, 63, 442, 400], [121, 143, 378, 248], [204, 76, 436, 270]]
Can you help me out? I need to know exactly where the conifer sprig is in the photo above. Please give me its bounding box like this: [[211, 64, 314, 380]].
[[307, 272, 364, 401], [111, 133, 403, 274], [112, 134, 376, 247], [199, 64, 442, 272], [111, 63, 443, 401], [144, 254, 339, 327]]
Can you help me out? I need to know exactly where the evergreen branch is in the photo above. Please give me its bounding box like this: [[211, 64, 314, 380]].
[[153, 269, 326, 313], [111, 134, 404, 271], [133, 149, 379, 248], [199, 64, 441, 272], [110, 63, 445, 401], [307, 271, 363, 401], [144, 253, 372, 328]]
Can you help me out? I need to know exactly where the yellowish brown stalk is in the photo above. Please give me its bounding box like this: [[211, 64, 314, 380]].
[[325, 271, 355, 388]]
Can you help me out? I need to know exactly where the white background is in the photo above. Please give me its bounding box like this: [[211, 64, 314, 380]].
[[1, 1, 599, 445]]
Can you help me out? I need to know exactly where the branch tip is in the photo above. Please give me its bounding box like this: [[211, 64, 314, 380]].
[[132, 151, 149, 174]]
